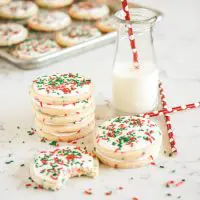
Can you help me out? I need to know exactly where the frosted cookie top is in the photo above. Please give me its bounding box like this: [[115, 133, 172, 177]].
[[32, 73, 92, 97], [12, 39, 60, 59], [28, 10, 71, 30], [0, 1, 38, 19], [96, 116, 162, 152], [69, 1, 109, 20], [31, 146, 98, 189], [0, 23, 28, 46]]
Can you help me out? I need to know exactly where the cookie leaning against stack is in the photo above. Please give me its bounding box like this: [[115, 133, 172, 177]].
[[94, 116, 162, 168], [29, 73, 95, 142], [30, 145, 99, 190]]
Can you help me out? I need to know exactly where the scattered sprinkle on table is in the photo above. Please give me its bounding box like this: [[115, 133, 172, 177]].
[[5, 160, 14, 164], [83, 188, 92, 195], [105, 191, 112, 196], [132, 197, 139, 200], [118, 186, 123, 190], [20, 164, 25, 167], [40, 137, 47, 143], [27, 128, 36, 135], [49, 140, 59, 146]]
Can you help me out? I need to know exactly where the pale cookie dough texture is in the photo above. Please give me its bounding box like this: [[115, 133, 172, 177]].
[[95, 17, 117, 33], [12, 39, 61, 60], [68, 1, 109, 20], [56, 24, 102, 47], [94, 116, 162, 168], [28, 10, 71, 32], [0, 0, 11, 7], [0, 1, 39, 19], [35, 0, 74, 9], [0, 23, 28, 46], [29, 73, 95, 142], [30, 146, 99, 190]]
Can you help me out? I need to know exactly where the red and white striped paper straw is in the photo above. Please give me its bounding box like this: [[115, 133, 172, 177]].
[[159, 82, 177, 156], [121, 0, 139, 69], [139, 102, 200, 118]]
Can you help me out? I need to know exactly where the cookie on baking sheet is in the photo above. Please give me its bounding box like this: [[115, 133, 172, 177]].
[[29, 73, 93, 105], [35, 0, 74, 9], [0, 23, 28, 46], [30, 145, 99, 190], [0, 0, 11, 7], [94, 116, 162, 168], [68, 1, 109, 20], [28, 10, 71, 32], [95, 17, 117, 33], [56, 24, 102, 47], [0, 1, 38, 19], [12, 39, 60, 60]]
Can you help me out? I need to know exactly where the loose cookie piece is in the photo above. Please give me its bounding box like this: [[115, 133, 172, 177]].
[[68, 1, 109, 20], [30, 146, 99, 190], [12, 39, 60, 60], [56, 24, 101, 47], [35, 0, 74, 9], [28, 10, 71, 32], [0, 23, 28, 46], [0, 1, 39, 19]]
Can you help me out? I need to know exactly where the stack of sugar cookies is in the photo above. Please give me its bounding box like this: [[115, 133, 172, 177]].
[[94, 116, 162, 168], [29, 73, 95, 142]]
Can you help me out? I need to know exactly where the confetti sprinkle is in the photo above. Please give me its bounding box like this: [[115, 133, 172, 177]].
[[49, 141, 59, 146], [5, 160, 14, 164], [105, 191, 112, 196], [83, 188, 92, 195], [20, 164, 25, 167]]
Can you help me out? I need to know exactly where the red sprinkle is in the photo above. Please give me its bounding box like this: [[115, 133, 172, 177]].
[[132, 197, 139, 200], [25, 184, 32, 187], [105, 191, 112, 196], [175, 181, 184, 187], [118, 186, 124, 190], [84, 189, 92, 195]]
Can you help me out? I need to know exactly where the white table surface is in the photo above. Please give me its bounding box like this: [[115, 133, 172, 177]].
[[0, 0, 200, 199]]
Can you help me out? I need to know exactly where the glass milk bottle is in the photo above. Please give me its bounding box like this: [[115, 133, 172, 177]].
[[112, 8, 162, 114]]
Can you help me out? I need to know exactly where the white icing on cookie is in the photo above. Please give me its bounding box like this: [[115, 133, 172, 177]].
[[28, 10, 71, 32], [32, 73, 92, 98], [96, 116, 162, 152], [68, 2, 109, 20], [0, 23, 28, 46], [56, 24, 101, 47], [0, 1, 38, 19], [30, 146, 99, 190], [12, 39, 60, 59]]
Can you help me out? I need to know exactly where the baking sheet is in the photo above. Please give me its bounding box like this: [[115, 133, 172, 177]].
[[0, 0, 162, 70]]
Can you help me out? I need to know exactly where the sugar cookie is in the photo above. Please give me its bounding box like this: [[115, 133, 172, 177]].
[[28, 10, 71, 32], [35, 0, 73, 9], [35, 113, 95, 132], [30, 146, 99, 190], [95, 17, 116, 33], [56, 24, 101, 47], [94, 116, 162, 168], [34, 105, 95, 125], [0, 1, 38, 19], [32, 97, 94, 116], [12, 39, 60, 60], [0, 23, 28, 46], [29, 73, 93, 105], [36, 120, 95, 142], [68, 1, 109, 20]]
